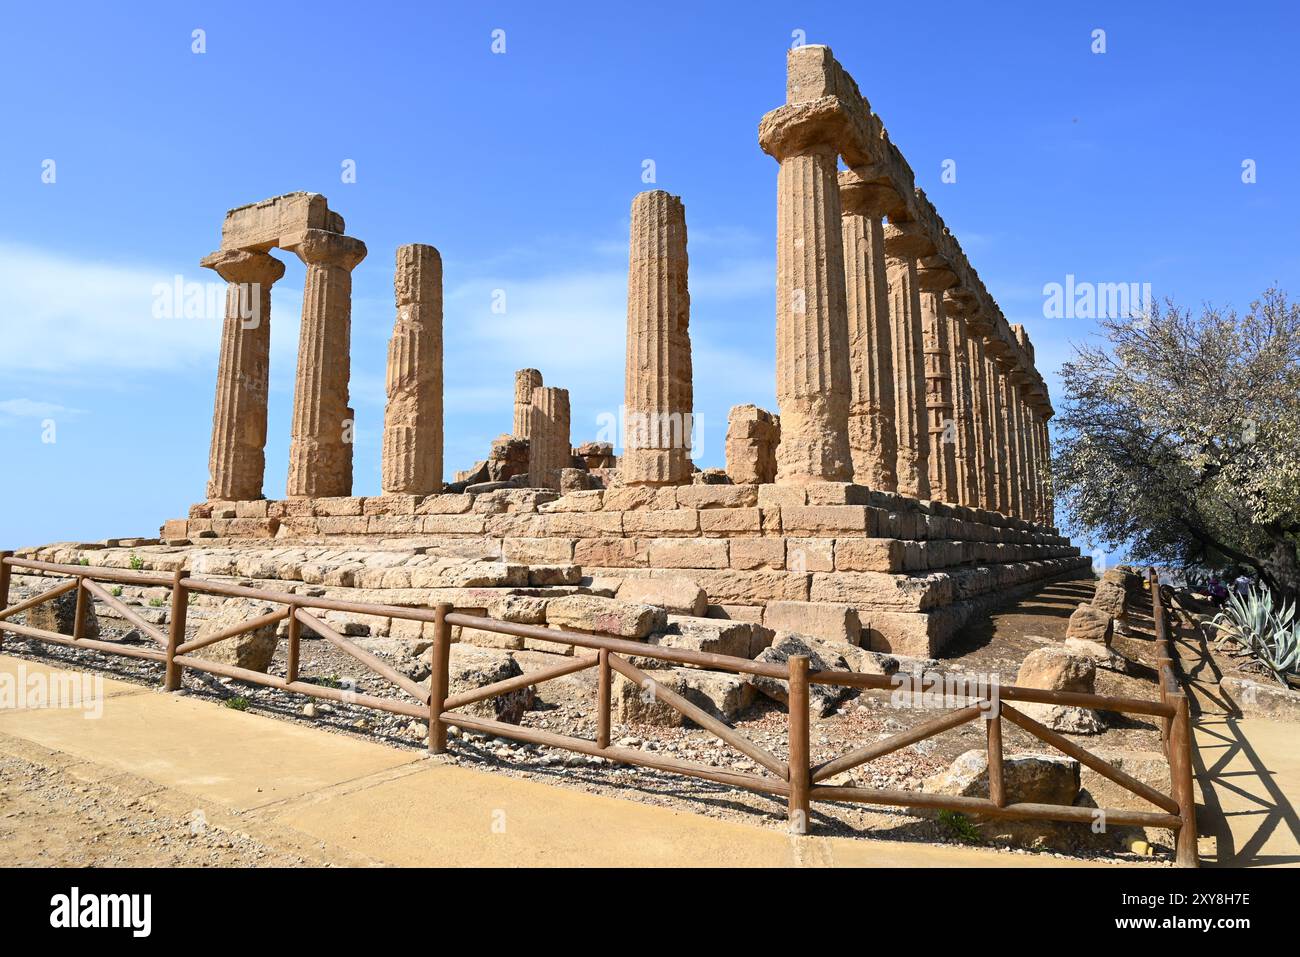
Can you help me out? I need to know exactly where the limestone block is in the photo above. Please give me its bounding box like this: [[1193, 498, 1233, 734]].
[[698, 508, 762, 535], [1016, 646, 1096, 693], [615, 577, 708, 617], [764, 600, 861, 645], [729, 538, 786, 571], [724, 405, 779, 485], [573, 538, 647, 568], [677, 484, 758, 510], [810, 570, 953, 612], [646, 538, 729, 570], [544, 595, 666, 639], [781, 505, 873, 535], [221, 192, 342, 252], [748, 633, 853, 716], [27, 589, 100, 640], [834, 538, 904, 573], [621, 509, 699, 536], [693, 570, 810, 604], [192, 599, 281, 673], [602, 486, 679, 511], [785, 538, 834, 573], [634, 616, 753, 666], [923, 749, 1081, 846], [1066, 602, 1113, 645], [501, 538, 575, 564], [612, 668, 756, 727]]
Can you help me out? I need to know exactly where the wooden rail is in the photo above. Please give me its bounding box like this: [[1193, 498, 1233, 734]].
[[0, 552, 1199, 864]]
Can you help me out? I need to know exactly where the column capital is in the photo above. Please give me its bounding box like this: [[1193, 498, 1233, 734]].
[[283, 229, 367, 270], [883, 221, 934, 260], [758, 101, 848, 163], [838, 168, 906, 219], [200, 248, 285, 286]]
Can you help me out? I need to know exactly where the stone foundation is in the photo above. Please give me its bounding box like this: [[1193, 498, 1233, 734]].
[[159, 480, 1085, 656]]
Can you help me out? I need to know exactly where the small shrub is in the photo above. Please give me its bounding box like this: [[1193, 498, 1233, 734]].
[[224, 696, 250, 711], [939, 810, 983, 844], [110, 586, 123, 598], [148, 597, 165, 607], [128, 553, 144, 571]]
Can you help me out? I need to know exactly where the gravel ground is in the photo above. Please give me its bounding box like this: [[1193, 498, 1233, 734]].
[[1, 573, 1172, 866]]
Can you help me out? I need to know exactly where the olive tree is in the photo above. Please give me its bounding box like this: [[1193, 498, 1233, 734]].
[[1053, 288, 1300, 596]]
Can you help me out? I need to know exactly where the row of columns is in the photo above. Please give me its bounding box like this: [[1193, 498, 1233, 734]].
[[759, 56, 1054, 525]]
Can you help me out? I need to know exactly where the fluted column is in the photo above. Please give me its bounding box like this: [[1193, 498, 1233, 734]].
[[986, 354, 1008, 514], [529, 386, 570, 490], [1001, 371, 1022, 518], [918, 269, 958, 504], [838, 172, 898, 491], [766, 146, 853, 484], [513, 369, 542, 439], [381, 244, 443, 495], [884, 225, 932, 500], [1039, 414, 1055, 526], [944, 296, 979, 506], [200, 249, 285, 501], [966, 331, 992, 510], [622, 190, 694, 486], [284, 229, 367, 498]]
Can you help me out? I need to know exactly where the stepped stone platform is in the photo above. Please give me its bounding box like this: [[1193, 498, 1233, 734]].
[[132, 481, 1086, 658]]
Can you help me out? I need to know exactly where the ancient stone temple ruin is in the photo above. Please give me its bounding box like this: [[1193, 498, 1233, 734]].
[[151, 45, 1084, 659]]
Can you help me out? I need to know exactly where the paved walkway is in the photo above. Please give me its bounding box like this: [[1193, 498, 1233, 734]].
[[0, 654, 1114, 868], [1167, 614, 1300, 867]]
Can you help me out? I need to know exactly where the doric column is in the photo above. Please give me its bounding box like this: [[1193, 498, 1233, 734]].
[[381, 243, 443, 495], [1039, 413, 1055, 526], [986, 353, 1008, 514], [513, 369, 542, 439], [529, 386, 570, 490], [622, 190, 694, 486], [838, 171, 898, 491], [284, 228, 367, 499], [944, 294, 979, 507], [1016, 383, 1034, 521], [918, 264, 958, 504], [200, 249, 285, 501], [1024, 401, 1042, 524], [964, 328, 993, 510], [1001, 370, 1022, 518], [884, 224, 932, 500]]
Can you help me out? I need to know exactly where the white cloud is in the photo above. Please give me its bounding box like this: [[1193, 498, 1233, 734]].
[[0, 398, 83, 418]]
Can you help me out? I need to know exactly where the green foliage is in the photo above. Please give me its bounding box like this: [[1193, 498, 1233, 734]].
[[148, 597, 165, 607], [939, 810, 983, 844], [1053, 289, 1300, 596], [1208, 585, 1300, 684], [128, 553, 144, 571], [110, 586, 123, 597], [224, 696, 250, 711]]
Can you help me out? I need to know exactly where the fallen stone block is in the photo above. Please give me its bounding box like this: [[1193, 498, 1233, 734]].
[[748, 633, 852, 716], [1066, 602, 1113, 645], [764, 600, 861, 645], [192, 598, 280, 673], [612, 667, 756, 727], [544, 594, 666, 638]]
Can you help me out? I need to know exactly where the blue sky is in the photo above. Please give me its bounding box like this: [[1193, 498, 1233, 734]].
[[1, 1, 1297, 560]]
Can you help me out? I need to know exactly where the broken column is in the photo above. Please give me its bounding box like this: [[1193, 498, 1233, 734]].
[[381, 244, 443, 495], [528, 386, 570, 490], [759, 48, 853, 484], [284, 229, 367, 498], [918, 263, 958, 503], [200, 249, 285, 501], [838, 170, 899, 491], [725, 405, 780, 484], [884, 223, 932, 500], [622, 190, 694, 486], [513, 369, 542, 439]]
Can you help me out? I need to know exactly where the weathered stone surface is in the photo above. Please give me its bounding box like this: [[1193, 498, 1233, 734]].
[[446, 644, 535, 723], [1091, 578, 1128, 621], [1016, 645, 1095, 693], [622, 190, 694, 486], [764, 600, 861, 645], [634, 615, 754, 668], [612, 668, 755, 726], [284, 228, 367, 498], [885, 224, 931, 500], [615, 576, 708, 616], [528, 386, 570, 491], [201, 249, 285, 502], [221, 192, 342, 252], [192, 599, 281, 672], [1066, 602, 1113, 645], [725, 405, 779, 485], [1063, 637, 1133, 674], [544, 595, 666, 638], [749, 633, 852, 716], [1221, 676, 1300, 724], [382, 243, 443, 495], [26, 588, 100, 640], [923, 749, 1081, 847], [513, 369, 542, 439]]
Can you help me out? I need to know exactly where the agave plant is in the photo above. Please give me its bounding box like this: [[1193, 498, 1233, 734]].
[[1207, 585, 1300, 685]]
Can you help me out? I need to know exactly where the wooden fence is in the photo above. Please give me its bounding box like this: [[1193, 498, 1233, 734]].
[[0, 550, 1197, 865]]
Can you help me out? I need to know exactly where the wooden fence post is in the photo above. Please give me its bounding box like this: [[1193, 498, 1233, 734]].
[[73, 576, 89, 641], [428, 602, 452, 754], [286, 606, 301, 684], [597, 647, 611, 749], [1169, 692, 1199, 867], [787, 654, 811, 835], [987, 711, 1006, 807], [0, 550, 12, 649], [164, 567, 187, 691]]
